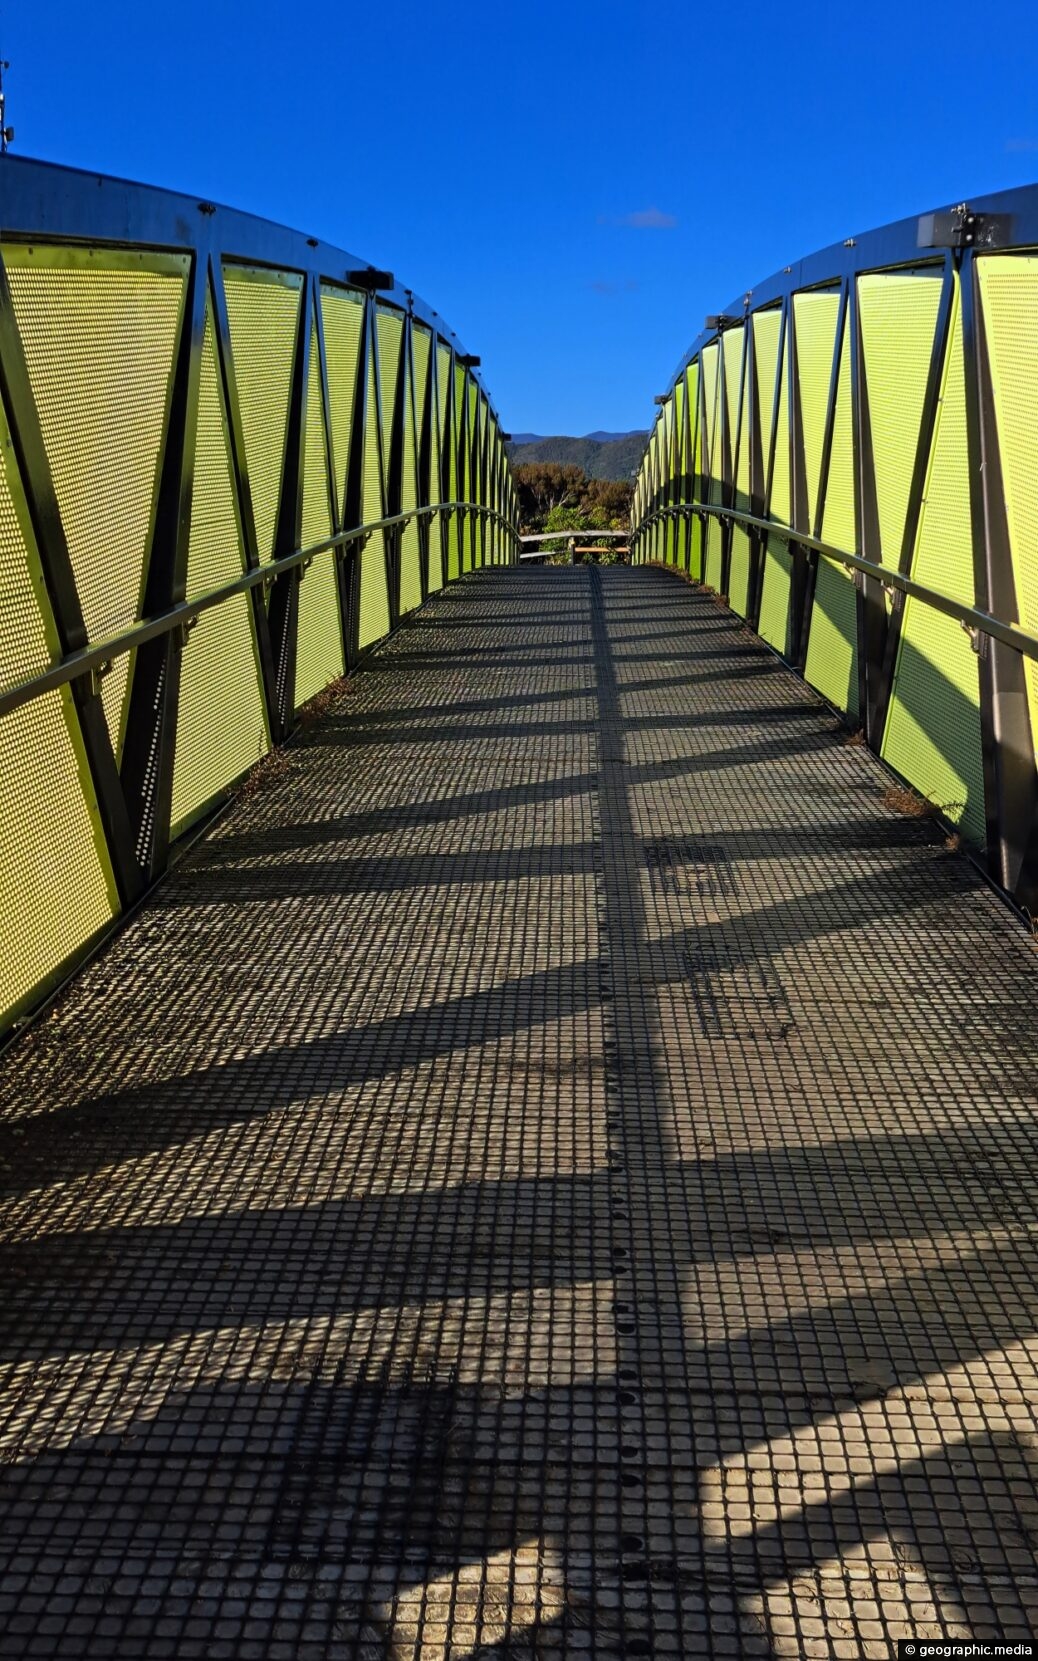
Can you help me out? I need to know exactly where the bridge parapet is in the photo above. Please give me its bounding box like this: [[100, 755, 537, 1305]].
[[631, 187, 1038, 915], [0, 157, 519, 1038]]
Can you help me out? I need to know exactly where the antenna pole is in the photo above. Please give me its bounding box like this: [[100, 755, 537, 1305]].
[[0, 50, 12, 154]]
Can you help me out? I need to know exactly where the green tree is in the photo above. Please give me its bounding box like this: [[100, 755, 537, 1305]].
[[513, 462, 586, 530]]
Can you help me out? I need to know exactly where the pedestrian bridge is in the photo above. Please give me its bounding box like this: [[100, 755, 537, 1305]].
[[1, 160, 1037, 1659]]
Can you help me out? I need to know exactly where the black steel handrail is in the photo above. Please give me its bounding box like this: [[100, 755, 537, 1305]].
[[0, 499, 519, 720], [638, 502, 1038, 665]]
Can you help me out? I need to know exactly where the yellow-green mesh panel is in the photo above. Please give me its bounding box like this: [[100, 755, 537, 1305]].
[[4, 247, 187, 756], [687, 361, 700, 495], [753, 309, 782, 508], [171, 304, 269, 837], [728, 344, 753, 614], [758, 542, 792, 653], [1, 687, 118, 1027], [454, 364, 468, 500], [735, 347, 751, 504], [0, 402, 55, 695], [465, 380, 479, 569], [976, 254, 1038, 745], [426, 356, 444, 591], [296, 326, 342, 706], [321, 285, 364, 519], [674, 378, 686, 482], [301, 327, 331, 550], [689, 515, 703, 581], [858, 271, 942, 570], [401, 360, 421, 611], [413, 325, 433, 591], [412, 325, 432, 485], [358, 539, 390, 649], [793, 291, 840, 532], [729, 529, 751, 615], [440, 348, 460, 579], [428, 518, 441, 597], [820, 323, 854, 554], [723, 326, 744, 472], [222, 265, 301, 561], [376, 309, 403, 463], [297, 557, 342, 706], [804, 560, 858, 715], [377, 312, 403, 606], [700, 344, 723, 587], [805, 317, 858, 711], [768, 326, 791, 527], [0, 390, 116, 1027], [882, 278, 984, 839], [435, 344, 451, 501], [446, 508, 461, 580], [359, 349, 389, 645]]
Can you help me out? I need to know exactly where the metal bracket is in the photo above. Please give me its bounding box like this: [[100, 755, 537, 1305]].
[[918, 203, 1012, 251], [346, 267, 393, 291], [960, 618, 988, 657], [705, 313, 739, 331], [179, 616, 199, 647], [89, 659, 113, 697], [879, 580, 904, 612]]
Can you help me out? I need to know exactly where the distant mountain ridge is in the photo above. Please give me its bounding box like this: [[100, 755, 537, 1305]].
[[505, 429, 648, 481]]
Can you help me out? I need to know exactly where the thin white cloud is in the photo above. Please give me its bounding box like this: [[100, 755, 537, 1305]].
[[598, 206, 678, 230]]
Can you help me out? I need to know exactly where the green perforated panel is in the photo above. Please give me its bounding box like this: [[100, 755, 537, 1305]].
[[769, 323, 791, 528], [757, 538, 792, 653], [753, 308, 782, 487], [465, 379, 479, 571], [805, 311, 858, 715], [0, 381, 117, 1028], [4, 245, 187, 755], [820, 322, 854, 555], [858, 271, 943, 568], [976, 253, 1038, 747], [296, 326, 342, 707], [440, 348, 460, 581], [359, 351, 389, 648], [0, 402, 54, 696], [171, 302, 270, 838], [222, 265, 302, 562], [804, 560, 858, 716], [401, 355, 422, 612], [376, 308, 404, 469], [701, 343, 723, 588], [1, 687, 118, 1029], [320, 285, 365, 519], [728, 342, 753, 613], [674, 378, 686, 480], [723, 326, 744, 466], [882, 277, 984, 841], [793, 290, 840, 532], [425, 343, 445, 591], [358, 538, 390, 649]]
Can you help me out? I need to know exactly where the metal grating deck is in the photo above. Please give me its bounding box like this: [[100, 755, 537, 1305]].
[[1, 564, 1037, 1658]]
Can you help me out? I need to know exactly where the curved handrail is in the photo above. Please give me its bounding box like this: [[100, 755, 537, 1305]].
[[639, 502, 1038, 664], [0, 501, 520, 721]]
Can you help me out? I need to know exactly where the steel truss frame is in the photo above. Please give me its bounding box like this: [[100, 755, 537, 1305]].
[[0, 155, 519, 1033], [631, 183, 1038, 914]]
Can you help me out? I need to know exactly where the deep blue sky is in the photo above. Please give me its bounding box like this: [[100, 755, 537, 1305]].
[[5, 0, 1037, 434]]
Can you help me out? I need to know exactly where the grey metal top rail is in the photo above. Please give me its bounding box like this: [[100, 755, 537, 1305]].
[[0, 500, 518, 721], [640, 501, 1038, 666]]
